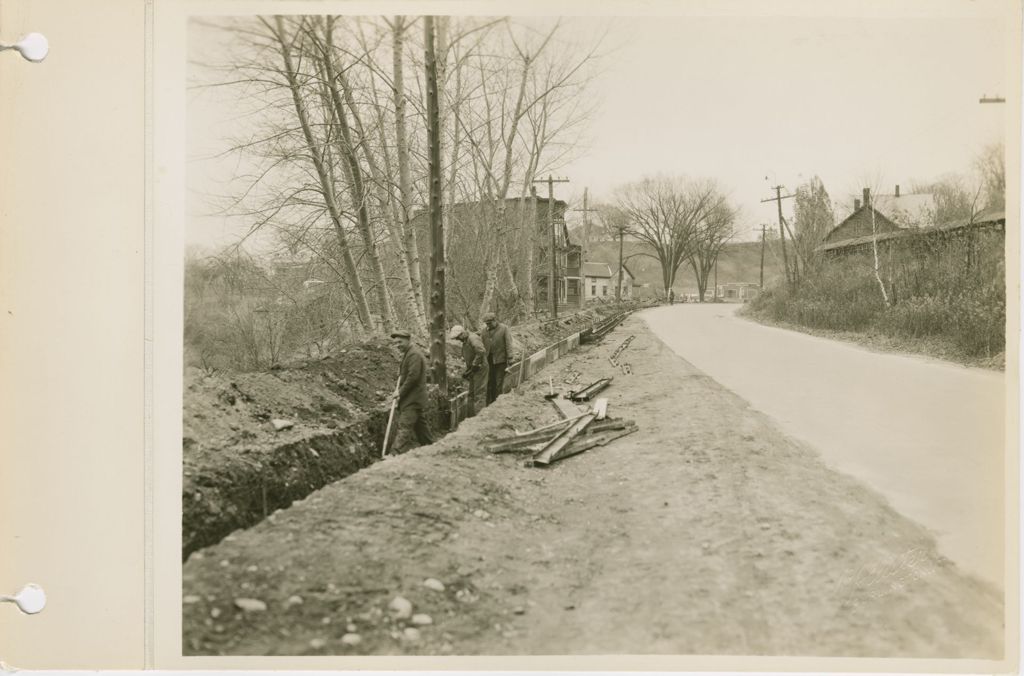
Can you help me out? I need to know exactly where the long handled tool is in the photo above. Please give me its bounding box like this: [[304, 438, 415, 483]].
[[381, 377, 402, 458]]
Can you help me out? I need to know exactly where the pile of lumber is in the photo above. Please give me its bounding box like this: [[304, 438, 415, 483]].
[[484, 398, 638, 468]]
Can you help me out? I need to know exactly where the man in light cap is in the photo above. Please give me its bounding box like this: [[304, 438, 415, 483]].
[[448, 324, 487, 416], [388, 329, 434, 453], [480, 312, 516, 404]]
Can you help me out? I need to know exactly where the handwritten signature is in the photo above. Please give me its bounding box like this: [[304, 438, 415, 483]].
[[834, 547, 939, 608]]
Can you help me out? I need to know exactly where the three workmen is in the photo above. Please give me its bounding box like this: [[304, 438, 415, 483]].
[[388, 312, 517, 453]]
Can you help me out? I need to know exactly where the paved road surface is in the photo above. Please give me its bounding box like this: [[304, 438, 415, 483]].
[[643, 303, 1006, 590]]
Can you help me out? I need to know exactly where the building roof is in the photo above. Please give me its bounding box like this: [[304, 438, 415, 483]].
[[836, 192, 936, 226], [819, 210, 1005, 253], [872, 193, 935, 225], [822, 205, 899, 244], [582, 262, 612, 278]]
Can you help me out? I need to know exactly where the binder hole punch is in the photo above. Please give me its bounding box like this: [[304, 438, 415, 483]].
[[0, 33, 48, 62], [0, 584, 46, 615]]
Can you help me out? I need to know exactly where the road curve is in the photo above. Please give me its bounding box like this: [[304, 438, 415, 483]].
[[642, 303, 1006, 590]]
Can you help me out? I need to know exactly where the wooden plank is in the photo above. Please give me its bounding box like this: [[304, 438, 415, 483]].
[[530, 413, 597, 466], [550, 395, 586, 419], [544, 425, 637, 464], [485, 425, 568, 452], [569, 377, 612, 402], [514, 412, 588, 437]]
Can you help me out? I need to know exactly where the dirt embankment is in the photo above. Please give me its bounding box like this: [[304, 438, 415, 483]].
[[182, 314, 1003, 659], [183, 339, 413, 558], [183, 304, 634, 559]]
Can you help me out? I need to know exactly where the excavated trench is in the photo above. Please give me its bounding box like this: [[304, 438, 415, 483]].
[[182, 306, 637, 562], [182, 401, 451, 560]]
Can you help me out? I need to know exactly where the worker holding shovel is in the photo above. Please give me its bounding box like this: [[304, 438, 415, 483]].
[[384, 330, 434, 455]]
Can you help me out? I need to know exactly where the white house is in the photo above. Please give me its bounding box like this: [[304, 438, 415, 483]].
[[610, 264, 635, 299], [583, 262, 612, 300], [582, 261, 634, 301]]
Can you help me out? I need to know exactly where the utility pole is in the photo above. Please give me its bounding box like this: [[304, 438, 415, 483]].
[[713, 256, 718, 301], [533, 175, 570, 318], [616, 224, 625, 301], [753, 224, 767, 288], [761, 186, 795, 286], [424, 16, 447, 403], [572, 188, 599, 306]]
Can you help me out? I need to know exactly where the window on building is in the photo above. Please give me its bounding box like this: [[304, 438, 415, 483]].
[[591, 284, 597, 296], [602, 285, 608, 296]]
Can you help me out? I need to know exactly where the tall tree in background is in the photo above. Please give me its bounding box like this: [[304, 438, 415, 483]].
[[791, 176, 835, 277], [975, 142, 1005, 211], [688, 200, 736, 302], [911, 174, 980, 225], [614, 176, 728, 300]]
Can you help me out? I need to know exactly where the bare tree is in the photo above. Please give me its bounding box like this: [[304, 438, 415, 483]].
[[192, 14, 604, 351], [266, 16, 375, 330], [688, 200, 736, 302], [975, 142, 1005, 211], [614, 176, 727, 299], [791, 176, 835, 277]]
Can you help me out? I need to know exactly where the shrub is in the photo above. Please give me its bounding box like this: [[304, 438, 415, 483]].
[[747, 230, 1005, 360]]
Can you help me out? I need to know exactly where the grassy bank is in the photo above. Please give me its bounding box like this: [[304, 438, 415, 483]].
[[741, 235, 1005, 369]]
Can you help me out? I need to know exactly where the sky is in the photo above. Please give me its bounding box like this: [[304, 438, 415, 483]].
[[186, 7, 1012, 250]]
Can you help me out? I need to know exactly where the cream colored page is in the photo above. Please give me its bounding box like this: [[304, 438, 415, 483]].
[[155, 0, 1020, 672], [0, 0, 1017, 671], [0, 0, 146, 669]]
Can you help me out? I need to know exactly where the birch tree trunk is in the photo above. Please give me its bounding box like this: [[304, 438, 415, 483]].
[[523, 188, 537, 314], [391, 16, 428, 320], [331, 39, 426, 335], [869, 208, 891, 307], [319, 21, 394, 333], [478, 244, 499, 317], [270, 16, 372, 331]]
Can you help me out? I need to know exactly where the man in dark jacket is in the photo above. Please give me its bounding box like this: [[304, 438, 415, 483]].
[[448, 324, 486, 416], [480, 312, 516, 405], [389, 330, 434, 453]]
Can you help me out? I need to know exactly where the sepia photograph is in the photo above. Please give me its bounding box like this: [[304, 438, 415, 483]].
[[176, 2, 1016, 663]]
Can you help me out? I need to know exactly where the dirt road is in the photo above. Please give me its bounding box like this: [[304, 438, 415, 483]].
[[644, 303, 1006, 590], [183, 314, 1003, 658]]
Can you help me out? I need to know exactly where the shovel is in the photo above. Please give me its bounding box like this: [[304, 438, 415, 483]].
[[543, 376, 559, 400], [381, 377, 402, 458]]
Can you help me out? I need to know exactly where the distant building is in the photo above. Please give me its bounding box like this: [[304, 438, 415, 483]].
[[582, 262, 612, 299], [823, 196, 903, 246], [582, 261, 634, 301], [716, 282, 760, 302], [409, 191, 583, 311], [820, 187, 1004, 259], [835, 185, 936, 227], [611, 263, 635, 300]]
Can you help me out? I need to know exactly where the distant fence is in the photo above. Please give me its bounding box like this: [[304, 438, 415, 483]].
[[447, 309, 632, 429]]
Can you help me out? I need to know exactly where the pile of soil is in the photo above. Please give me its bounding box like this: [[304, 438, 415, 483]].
[[182, 315, 1003, 658]]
